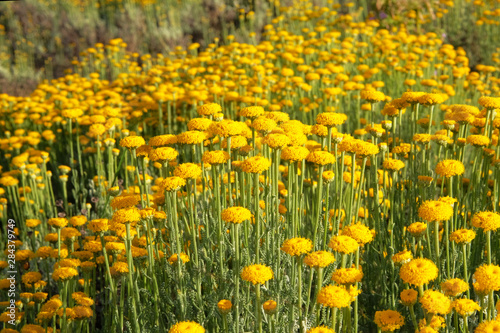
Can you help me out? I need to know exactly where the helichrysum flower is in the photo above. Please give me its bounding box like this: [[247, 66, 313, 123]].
[[88, 219, 109, 233], [241, 156, 271, 174], [210, 119, 244, 137], [197, 103, 221, 116], [418, 200, 453, 222], [221, 207, 252, 224], [187, 118, 212, 131], [281, 146, 310, 162], [471, 211, 500, 232], [264, 133, 290, 149], [252, 116, 277, 134], [342, 223, 374, 246], [478, 96, 500, 109], [473, 264, 500, 291], [149, 147, 178, 162], [382, 158, 405, 171], [360, 89, 385, 103], [174, 163, 202, 179], [331, 267, 363, 285], [306, 151, 336, 166], [399, 258, 438, 286], [466, 134, 490, 147], [449, 229, 475, 244], [120, 136, 145, 150], [441, 278, 469, 297], [374, 310, 405, 332], [240, 106, 264, 119], [168, 253, 189, 265], [52, 267, 78, 282], [418, 93, 446, 106], [149, 134, 178, 147], [316, 112, 347, 127], [304, 251, 335, 268], [328, 235, 359, 254], [435, 159, 464, 178], [280, 237, 313, 256], [177, 131, 207, 145], [217, 300, 232, 314], [241, 264, 274, 285], [402, 91, 425, 104], [161, 177, 186, 192], [262, 300, 277, 315], [110, 194, 140, 210], [48, 218, 68, 228], [169, 321, 205, 333], [317, 285, 352, 308], [451, 299, 480, 317], [111, 207, 141, 225], [407, 222, 427, 237], [400, 289, 418, 306], [202, 150, 230, 165], [391, 250, 412, 265], [419, 290, 451, 315]]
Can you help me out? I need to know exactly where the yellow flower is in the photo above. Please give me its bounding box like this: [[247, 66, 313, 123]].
[[241, 156, 271, 174], [48, 218, 68, 228], [306, 151, 336, 166], [149, 147, 178, 162], [241, 264, 274, 285], [441, 278, 469, 297], [168, 253, 189, 265], [88, 219, 109, 233], [374, 310, 405, 332], [217, 299, 232, 314], [360, 89, 385, 103], [304, 251, 335, 268], [202, 150, 230, 165], [197, 103, 221, 116], [466, 135, 490, 147], [161, 176, 186, 192], [221, 207, 252, 224], [399, 258, 438, 286], [210, 120, 244, 137], [264, 133, 290, 149], [417, 93, 446, 106], [240, 106, 264, 119], [262, 300, 277, 315], [52, 267, 78, 282], [26, 219, 42, 228], [471, 211, 500, 232], [331, 267, 363, 285], [391, 250, 412, 265], [119, 136, 145, 150], [452, 299, 481, 317], [177, 131, 207, 145], [169, 321, 205, 333], [342, 223, 373, 245], [149, 134, 178, 147], [402, 91, 425, 104], [317, 285, 352, 308], [400, 289, 418, 306], [280, 237, 313, 256], [316, 112, 347, 127], [382, 158, 405, 171], [328, 235, 359, 254], [281, 146, 310, 162], [449, 229, 475, 244], [478, 96, 500, 109], [187, 118, 212, 131], [111, 207, 141, 225], [418, 200, 453, 222], [419, 290, 451, 315], [174, 163, 202, 179], [473, 264, 500, 291]]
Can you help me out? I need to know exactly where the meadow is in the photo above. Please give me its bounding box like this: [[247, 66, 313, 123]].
[[0, 0, 500, 332]]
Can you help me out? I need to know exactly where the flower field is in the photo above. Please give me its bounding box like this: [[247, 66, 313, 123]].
[[1, 0, 500, 332]]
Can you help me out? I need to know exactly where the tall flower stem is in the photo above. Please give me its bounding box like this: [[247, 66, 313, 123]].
[[255, 284, 262, 333], [254, 173, 261, 263]]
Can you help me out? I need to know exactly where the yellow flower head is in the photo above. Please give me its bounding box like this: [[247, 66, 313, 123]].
[[317, 285, 352, 308], [221, 206, 252, 224], [241, 264, 274, 285], [304, 251, 335, 268], [374, 310, 405, 332], [241, 156, 271, 174], [471, 211, 500, 232], [449, 229, 475, 244], [280, 237, 313, 256], [419, 290, 451, 315], [306, 151, 336, 166], [400, 289, 418, 306], [217, 299, 232, 314], [418, 200, 453, 222], [473, 264, 500, 292], [399, 258, 438, 287], [441, 278, 469, 297], [169, 321, 205, 333], [120, 136, 145, 150], [328, 235, 359, 254], [174, 163, 202, 179], [331, 267, 363, 285]]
